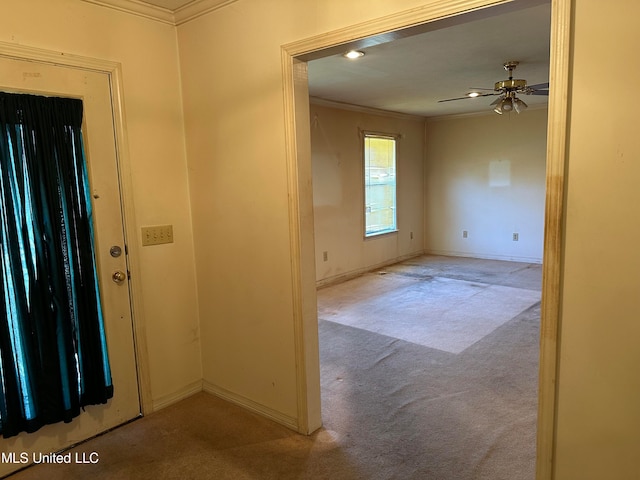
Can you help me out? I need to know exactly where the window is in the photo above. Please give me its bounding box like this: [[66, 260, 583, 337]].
[[364, 134, 397, 237]]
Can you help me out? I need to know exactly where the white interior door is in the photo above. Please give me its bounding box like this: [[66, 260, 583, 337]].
[[0, 56, 140, 476]]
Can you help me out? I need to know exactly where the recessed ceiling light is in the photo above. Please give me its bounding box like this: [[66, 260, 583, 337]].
[[343, 50, 365, 59]]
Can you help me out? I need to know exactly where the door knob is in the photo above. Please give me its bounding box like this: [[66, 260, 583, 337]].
[[112, 271, 127, 284]]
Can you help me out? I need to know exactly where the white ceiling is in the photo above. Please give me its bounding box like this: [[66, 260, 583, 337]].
[[306, 1, 551, 118], [100, 0, 550, 118]]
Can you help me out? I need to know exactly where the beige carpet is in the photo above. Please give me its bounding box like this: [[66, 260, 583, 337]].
[[7, 255, 541, 480], [318, 271, 540, 353]]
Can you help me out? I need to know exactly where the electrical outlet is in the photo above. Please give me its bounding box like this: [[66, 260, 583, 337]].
[[513, 233, 519, 241], [141, 225, 174, 246], [463, 230, 468, 238], [410, 231, 414, 240], [323, 251, 328, 262]]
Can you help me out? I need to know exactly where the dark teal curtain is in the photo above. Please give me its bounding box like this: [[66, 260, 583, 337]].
[[0, 92, 113, 438]]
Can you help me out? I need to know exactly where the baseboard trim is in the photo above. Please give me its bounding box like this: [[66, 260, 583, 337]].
[[316, 251, 425, 288], [202, 381, 299, 431], [425, 249, 543, 265], [316, 250, 542, 289], [151, 380, 203, 411]]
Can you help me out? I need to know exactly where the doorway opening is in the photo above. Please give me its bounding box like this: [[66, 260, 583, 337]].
[[282, 0, 570, 478], [308, 3, 549, 477]]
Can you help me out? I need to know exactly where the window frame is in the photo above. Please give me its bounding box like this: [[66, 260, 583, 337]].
[[362, 131, 399, 238]]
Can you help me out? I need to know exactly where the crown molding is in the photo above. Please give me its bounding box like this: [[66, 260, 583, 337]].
[[309, 95, 547, 121], [426, 102, 548, 121], [309, 96, 426, 122], [81, 0, 238, 26], [174, 0, 238, 25], [81, 0, 175, 25]]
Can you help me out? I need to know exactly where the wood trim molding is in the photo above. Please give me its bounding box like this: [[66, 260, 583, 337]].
[[316, 252, 425, 289], [536, 0, 572, 478], [174, 0, 238, 25], [310, 96, 427, 122], [282, 1, 569, 477], [0, 40, 154, 416], [152, 379, 202, 410], [281, 55, 323, 434], [81, 0, 175, 25], [281, 0, 518, 438], [80, 0, 238, 26], [107, 58, 155, 417], [202, 380, 299, 431], [287, 0, 518, 59]]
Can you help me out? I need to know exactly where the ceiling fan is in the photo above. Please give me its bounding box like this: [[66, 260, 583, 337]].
[[438, 61, 549, 114]]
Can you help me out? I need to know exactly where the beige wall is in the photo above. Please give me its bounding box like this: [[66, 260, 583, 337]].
[[1, 0, 201, 408], [179, 0, 640, 477], [554, 0, 640, 477], [425, 108, 547, 263], [311, 103, 425, 285], [178, 5, 295, 425], [310, 103, 546, 284], [310, 102, 547, 287], [177, 0, 431, 429], [4, 0, 640, 477]]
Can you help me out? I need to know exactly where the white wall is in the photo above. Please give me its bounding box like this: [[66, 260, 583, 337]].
[[311, 103, 425, 285], [425, 108, 547, 263], [1, 0, 201, 409]]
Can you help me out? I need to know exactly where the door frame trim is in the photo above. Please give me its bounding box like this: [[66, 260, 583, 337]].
[[0, 40, 153, 415], [281, 0, 571, 477]]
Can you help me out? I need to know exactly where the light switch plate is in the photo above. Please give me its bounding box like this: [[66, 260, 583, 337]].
[[141, 225, 174, 246]]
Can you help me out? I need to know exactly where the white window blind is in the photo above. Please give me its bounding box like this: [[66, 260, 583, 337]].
[[364, 134, 397, 237]]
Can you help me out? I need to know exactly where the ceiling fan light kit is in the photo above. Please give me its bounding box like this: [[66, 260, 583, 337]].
[[513, 97, 528, 113], [493, 91, 528, 115], [439, 60, 548, 115]]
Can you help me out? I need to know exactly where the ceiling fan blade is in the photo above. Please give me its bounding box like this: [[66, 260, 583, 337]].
[[438, 93, 496, 103], [438, 96, 474, 103], [528, 90, 549, 96], [528, 82, 549, 90], [489, 96, 504, 106]]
